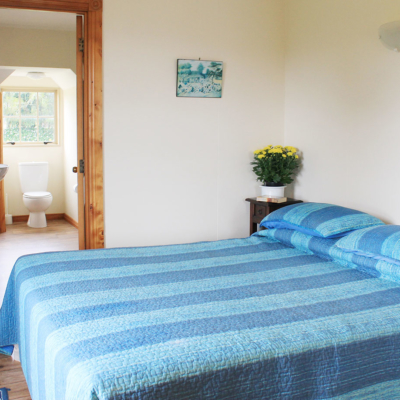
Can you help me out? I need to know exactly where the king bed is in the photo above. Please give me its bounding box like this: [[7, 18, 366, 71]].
[[2, 203, 400, 400]]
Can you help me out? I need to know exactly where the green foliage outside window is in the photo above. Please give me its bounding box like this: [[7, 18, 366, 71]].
[[3, 118, 19, 142], [3, 92, 19, 116], [39, 118, 55, 142], [2, 91, 56, 143]]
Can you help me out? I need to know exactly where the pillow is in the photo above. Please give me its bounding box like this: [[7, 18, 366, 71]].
[[260, 202, 384, 239], [257, 228, 340, 260], [336, 225, 400, 265]]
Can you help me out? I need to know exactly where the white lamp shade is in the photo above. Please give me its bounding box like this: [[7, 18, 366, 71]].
[[379, 21, 400, 52], [27, 72, 46, 80]]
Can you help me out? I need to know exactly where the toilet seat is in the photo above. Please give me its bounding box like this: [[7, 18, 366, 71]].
[[23, 191, 52, 199]]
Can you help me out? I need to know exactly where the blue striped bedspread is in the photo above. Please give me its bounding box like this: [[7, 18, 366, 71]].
[[2, 236, 400, 399]]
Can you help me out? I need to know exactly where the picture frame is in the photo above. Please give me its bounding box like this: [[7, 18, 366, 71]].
[[176, 59, 223, 98]]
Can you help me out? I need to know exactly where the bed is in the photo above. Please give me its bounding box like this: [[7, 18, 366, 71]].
[[2, 203, 400, 400]]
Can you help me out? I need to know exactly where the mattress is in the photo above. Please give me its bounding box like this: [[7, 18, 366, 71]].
[[2, 235, 400, 399]]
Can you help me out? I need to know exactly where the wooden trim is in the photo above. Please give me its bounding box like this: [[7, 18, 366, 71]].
[[0, 1, 90, 12], [84, 8, 104, 248], [89, 0, 101, 11], [13, 213, 79, 229], [64, 213, 79, 228], [76, 15, 85, 249], [0, 92, 5, 233], [0, 1, 104, 249], [43, 213, 66, 220], [12, 215, 29, 223], [13, 213, 65, 223]]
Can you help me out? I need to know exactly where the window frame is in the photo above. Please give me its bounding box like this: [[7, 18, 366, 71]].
[[1, 87, 59, 146]]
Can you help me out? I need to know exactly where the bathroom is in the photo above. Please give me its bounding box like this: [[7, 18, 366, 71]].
[[2, 67, 78, 228], [0, 10, 79, 300]]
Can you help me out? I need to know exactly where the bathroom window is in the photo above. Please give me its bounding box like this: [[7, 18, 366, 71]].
[[2, 89, 58, 145]]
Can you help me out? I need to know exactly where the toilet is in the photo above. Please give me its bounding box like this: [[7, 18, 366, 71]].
[[19, 162, 53, 228]]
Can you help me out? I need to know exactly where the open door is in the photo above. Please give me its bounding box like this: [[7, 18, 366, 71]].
[[76, 15, 85, 250]]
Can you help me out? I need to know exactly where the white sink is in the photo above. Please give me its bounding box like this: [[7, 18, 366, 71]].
[[0, 164, 9, 181]]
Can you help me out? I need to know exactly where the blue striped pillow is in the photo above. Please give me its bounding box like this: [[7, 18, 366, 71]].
[[336, 225, 400, 264], [260, 202, 384, 239]]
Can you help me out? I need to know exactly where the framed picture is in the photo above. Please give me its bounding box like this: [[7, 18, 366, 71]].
[[176, 59, 223, 98]]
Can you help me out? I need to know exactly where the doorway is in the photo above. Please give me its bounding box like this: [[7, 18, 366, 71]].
[[0, 0, 103, 250], [0, 10, 76, 303]]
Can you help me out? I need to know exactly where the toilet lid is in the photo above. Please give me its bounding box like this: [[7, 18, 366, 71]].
[[23, 191, 52, 199]]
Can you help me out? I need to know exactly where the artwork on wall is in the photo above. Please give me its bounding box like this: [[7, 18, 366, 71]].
[[176, 59, 223, 98]]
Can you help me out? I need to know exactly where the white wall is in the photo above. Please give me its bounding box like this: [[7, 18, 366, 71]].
[[284, 0, 400, 224], [0, 27, 75, 72], [103, 0, 286, 247], [1, 76, 65, 216], [63, 87, 78, 222]]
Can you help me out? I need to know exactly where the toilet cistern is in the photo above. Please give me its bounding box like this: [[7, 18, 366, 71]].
[[19, 162, 53, 228]]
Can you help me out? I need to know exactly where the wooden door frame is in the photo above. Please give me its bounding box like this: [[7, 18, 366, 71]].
[[0, 0, 104, 249], [0, 93, 5, 234]]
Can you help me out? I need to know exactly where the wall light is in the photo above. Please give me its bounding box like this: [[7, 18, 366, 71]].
[[379, 21, 400, 52], [27, 72, 46, 80]]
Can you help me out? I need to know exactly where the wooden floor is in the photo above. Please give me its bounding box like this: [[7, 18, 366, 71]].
[[0, 354, 31, 400], [0, 219, 78, 304], [0, 219, 78, 400]]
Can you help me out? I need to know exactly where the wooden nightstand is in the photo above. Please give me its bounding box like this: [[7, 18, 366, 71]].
[[245, 197, 303, 235]]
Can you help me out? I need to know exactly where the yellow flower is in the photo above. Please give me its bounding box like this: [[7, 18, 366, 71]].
[[285, 146, 298, 153], [275, 145, 283, 148], [258, 154, 265, 159], [295, 155, 299, 159], [282, 154, 287, 158], [263, 145, 272, 150], [287, 152, 293, 156], [254, 149, 261, 154], [268, 148, 283, 154], [262, 151, 266, 154]]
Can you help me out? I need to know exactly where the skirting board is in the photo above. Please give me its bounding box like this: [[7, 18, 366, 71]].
[[64, 214, 79, 229], [13, 213, 65, 222], [13, 213, 78, 228]]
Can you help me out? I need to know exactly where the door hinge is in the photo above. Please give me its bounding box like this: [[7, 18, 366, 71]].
[[79, 38, 84, 52], [79, 159, 85, 174]]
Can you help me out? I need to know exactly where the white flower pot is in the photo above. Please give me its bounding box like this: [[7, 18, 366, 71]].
[[260, 185, 286, 198]]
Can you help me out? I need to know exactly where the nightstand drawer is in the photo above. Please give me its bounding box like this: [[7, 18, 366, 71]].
[[254, 205, 267, 222], [246, 197, 303, 235]]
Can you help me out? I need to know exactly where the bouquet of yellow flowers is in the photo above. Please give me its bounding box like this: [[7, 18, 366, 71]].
[[251, 145, 300, 186]]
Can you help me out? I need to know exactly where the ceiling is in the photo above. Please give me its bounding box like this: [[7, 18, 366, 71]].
[[0, 8, 76, 31], [0, 67, 76, 89]]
